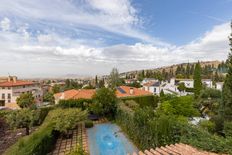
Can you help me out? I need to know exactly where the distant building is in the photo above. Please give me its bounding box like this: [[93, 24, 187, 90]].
[[141, 78, 157, 85], [175, 78, 213, 89], [216, 82, 224, 90], [0, 76, 43, 109]]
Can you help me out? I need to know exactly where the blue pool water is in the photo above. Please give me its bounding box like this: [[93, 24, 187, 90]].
[[87, 123, 138, 155]]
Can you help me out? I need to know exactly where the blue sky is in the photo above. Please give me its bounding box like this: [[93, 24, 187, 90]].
[[0, 0, 231, 77]]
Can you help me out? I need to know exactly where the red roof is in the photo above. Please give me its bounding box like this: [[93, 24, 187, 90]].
[[129, 143, 223, 155], [0, 80, 34, 87], [54, 86, 152, 100], [116, 86, 152, 98], [54, 89, 95, 100]]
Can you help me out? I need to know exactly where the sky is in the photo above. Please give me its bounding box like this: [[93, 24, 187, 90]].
[[0, 0, 231, 78]]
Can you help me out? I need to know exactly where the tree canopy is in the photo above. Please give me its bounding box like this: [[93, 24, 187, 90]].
[[194, 62, 202, 98], [16, 92, 35, 108], [91, 88, 117, 118], [222, 22, 232, 121]]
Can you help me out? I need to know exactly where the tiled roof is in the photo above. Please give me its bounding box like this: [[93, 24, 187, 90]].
[[54, 89, 95, 100], [54, 86, 152, 100], [116, 86, 152, 98], [128, 143, 224, 155], [143, 82, 160, 87], [0, 80, 34, 87]]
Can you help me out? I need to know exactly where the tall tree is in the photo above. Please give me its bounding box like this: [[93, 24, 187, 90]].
[[186, 63, 191, 78], [16, 92, 35, 108], [95, 75, 98, 88], [193, 61, 202, 98], [6, 109, 34, 135], [109, 68, 121, 89], [222, 22, 232, 121]]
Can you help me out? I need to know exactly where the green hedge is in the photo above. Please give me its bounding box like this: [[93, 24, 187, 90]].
[[4, 108, 87, 155], [116, 102, 232, 154], [120, 95, 159, 108], [58, 99, 92, 109], [4, 112, 58, 155], [33, 106, 53, 125]]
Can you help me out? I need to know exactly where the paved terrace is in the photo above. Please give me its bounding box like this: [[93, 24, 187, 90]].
[[51, 123, 88, 155], [50, 118, 108, 155]]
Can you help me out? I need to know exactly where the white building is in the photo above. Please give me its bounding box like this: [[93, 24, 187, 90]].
[[143, 81, 162, 94], [141, 78, 157, 85], [175, 78, 213, 89], [0, 76, 43, 109], [216, 82, 224, 90]]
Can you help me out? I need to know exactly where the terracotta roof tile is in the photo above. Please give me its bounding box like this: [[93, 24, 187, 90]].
[[54, 89, 95, 100], [128, 143, 226, 155], [0, 80, 34, 87], [116, 86, 152, 98]]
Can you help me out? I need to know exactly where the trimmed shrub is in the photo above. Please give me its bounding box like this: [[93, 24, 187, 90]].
[[4, 116, 58, 155], [116, 101, 232, 154], [33, 106, 53, 125], [199, 120, 215, 133], [58, 99, 92, 110], [84, 120, 93, 128], [120, 95, 159, 108], [224, 121, 232, 137], [4, 108, 87, 155]]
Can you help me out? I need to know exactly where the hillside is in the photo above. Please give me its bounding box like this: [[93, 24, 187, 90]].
[[120, 60, 223, 77]]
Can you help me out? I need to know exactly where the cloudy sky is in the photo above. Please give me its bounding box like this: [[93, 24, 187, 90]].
[[0, 0, 231, 77]]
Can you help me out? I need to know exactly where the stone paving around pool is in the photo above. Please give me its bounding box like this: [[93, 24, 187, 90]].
[[51, 123, 88, 155], [51, 118, 108, 155]]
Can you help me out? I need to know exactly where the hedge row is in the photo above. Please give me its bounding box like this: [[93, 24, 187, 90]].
[[116, 102, 232, 154], [4, 110, 59, 155], [58, 99, 92, 109], [120, 95, 159, 108]]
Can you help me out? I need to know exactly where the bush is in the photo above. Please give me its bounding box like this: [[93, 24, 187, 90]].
[[33, 106, 53, 125], [158, 96, 200, 117], [91, 88, 117, 119], [4, 108, 87, 155], [199, 120, 215, 133], [116, 101, 232, 154], [85, 120, 93, 128], [58, 99, 92, 110], [224, 121, 232, 137], [200, 88, 222, 99], [4, 114, 58, 155], [120, 95, 159, 108], [186, 87, 195, 92]]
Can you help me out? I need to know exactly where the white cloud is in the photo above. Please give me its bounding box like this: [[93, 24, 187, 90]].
[[0, 21, 230, 77], [0, 0, 159, 43], [0, 17, 10, 31]]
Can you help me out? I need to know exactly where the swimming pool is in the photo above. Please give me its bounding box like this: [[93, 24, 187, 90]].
[[87, 123, 138, 155]]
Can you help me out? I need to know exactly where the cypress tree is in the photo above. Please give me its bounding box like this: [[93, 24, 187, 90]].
[[186, 63, 191, 78], [193, 61, 202, 98], [222, 22, 232, 121]]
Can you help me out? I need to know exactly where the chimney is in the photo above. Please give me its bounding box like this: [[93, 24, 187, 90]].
[[7, 76, 11, 82], [13, 76, 17, 83], [129, 88, 134, 95], [60, 91, 65, 99]]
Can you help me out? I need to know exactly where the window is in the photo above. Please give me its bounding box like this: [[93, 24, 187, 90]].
[[8, 87, 11, 90], [154, 88, 156, 93], [7, 93, 11, 99], [23, 86, 25, 88], [2, 94, 5, 99], [2, 87, 5, 89], [8, 100, 11, 103]]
